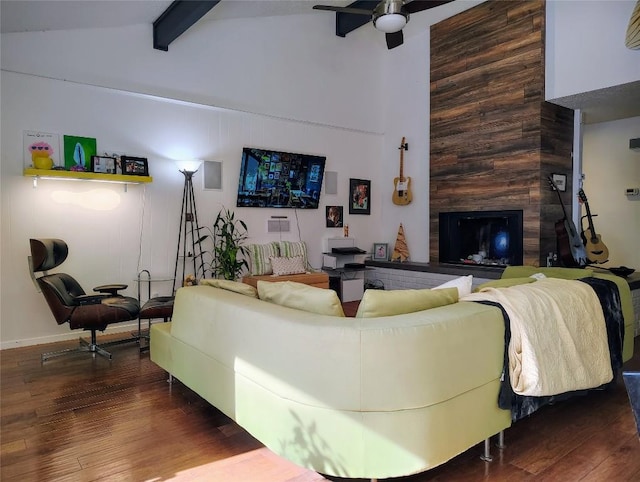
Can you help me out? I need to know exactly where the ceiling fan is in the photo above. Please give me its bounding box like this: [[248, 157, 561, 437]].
[[313, 0, 453, 49]]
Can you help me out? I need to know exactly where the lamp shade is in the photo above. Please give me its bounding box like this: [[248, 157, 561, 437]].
[[176, 159, 202, 173], [374, 13, 407, 33]]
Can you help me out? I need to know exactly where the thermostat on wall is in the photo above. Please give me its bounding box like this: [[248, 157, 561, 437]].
[[626, 187, 640, 196]]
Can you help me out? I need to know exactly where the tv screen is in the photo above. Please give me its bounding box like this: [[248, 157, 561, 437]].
[[236, 147, 326, 209]]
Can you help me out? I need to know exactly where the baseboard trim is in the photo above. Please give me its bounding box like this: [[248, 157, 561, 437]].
[[0, 321, 139, 350]]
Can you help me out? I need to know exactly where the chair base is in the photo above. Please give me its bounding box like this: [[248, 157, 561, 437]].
[[41, 329, 137, 362]]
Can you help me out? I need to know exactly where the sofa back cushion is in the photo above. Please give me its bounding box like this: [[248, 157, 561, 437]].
[[355, 287, 458, 318], [475, 277, 536, 291], [502, 266, 593, 280], [246, 242, 280, 275], [257, 280, 345, 317], [199, 278, 258, 298]]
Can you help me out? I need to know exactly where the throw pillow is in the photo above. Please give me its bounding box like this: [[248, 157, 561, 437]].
[[355, 287, 458, 318], [278, 241, 309, 269], [432, 275, 473, 297], [474, 277, 536, 292], [246, 242, 280, 276], [270, 256, 307, 276], [199, 279, 258, 298], [257, 280, 345, 317]]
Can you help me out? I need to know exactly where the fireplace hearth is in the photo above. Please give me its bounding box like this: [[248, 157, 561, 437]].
[[439, 210, 523, 267]]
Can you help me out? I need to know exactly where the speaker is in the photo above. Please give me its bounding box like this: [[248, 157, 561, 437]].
[[203, 160, 223, 190], [325, 170, 337, 194], [267, 218, 290, 233]]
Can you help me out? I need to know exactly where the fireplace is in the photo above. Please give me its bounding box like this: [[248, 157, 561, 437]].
[[439, 210, 523, 266]]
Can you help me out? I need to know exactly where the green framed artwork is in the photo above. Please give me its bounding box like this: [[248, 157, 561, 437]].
[[63, 135, 97, 171]]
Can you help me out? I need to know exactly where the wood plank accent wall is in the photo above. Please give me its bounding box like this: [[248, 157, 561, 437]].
[[429, 0, 574, 266]]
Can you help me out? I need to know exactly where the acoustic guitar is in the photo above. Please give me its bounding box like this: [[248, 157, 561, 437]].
[[392, 137, 412, 205], [578, 188, 609, 264], [548, 176, 587, 268]]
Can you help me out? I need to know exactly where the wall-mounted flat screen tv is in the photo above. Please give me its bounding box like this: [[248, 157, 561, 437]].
[[236, 147, 326, 209]]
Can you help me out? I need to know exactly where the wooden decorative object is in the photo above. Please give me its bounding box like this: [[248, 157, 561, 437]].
[[391, 223, 410, 262], [626, 1, 640, 49]]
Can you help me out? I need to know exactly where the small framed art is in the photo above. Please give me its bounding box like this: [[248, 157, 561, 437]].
[[373, 243, 388, 261], [349, 178, 371, 215], [326, 206, 343, 227], [91, 156, 117, 174], [551, 173, 567, 192], [121, 156, 149, 176]]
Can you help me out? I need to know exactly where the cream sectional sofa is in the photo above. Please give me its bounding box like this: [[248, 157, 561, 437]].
[[149, 268, 634, 480]]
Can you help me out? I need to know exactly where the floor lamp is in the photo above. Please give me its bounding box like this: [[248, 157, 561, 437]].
[[173, 161, 204, 294]]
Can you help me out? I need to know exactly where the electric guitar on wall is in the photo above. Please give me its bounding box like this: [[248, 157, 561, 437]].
[[578, 188, 609, 264], [392, 137, 413, 205], [548, 176, 588, 268]]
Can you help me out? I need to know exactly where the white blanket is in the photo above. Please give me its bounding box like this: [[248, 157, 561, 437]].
[[462, 278, 612, 397]]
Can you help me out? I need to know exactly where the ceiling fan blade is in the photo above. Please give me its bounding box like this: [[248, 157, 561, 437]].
[[405, 0, 454, 14], [386, 30, 403, 49], [313, 5, 373, 16]]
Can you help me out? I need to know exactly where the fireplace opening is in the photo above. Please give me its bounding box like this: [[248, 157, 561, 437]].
[[439, 210, 523, 266]]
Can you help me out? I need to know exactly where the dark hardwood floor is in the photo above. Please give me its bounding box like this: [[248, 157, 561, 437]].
[[1, 331, 639, 481]]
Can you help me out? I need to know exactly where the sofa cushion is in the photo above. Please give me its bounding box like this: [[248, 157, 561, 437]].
[[355, 287, 458, 318], [270, 255, 306, 276], [199, 278, 258, 298], [257, 280, 345, 317], [246, 242, 280, 275], [475, 277, 536, 292], [432, 275, 473, 297], [502, 266, 593, 280], [278, 241, 309, 268]]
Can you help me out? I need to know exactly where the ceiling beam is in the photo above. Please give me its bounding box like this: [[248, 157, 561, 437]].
[[153, 0, 220, 51], [336, 0, 378, 37]]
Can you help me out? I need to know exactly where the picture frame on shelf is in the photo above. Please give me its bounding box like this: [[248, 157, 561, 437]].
[[349, 178, 371, 215], [63, 135, 97, 171], [24, 131, 62, 169], [121, 156, 149, 176], [373, 243, 388, 261], [91, 156, 117, 174]]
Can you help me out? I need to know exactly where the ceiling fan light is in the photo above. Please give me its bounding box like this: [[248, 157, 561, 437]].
[[374, 13, 407, 33]]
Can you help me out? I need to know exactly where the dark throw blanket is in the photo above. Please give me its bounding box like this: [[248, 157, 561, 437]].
[[477, 277, 625, 422]]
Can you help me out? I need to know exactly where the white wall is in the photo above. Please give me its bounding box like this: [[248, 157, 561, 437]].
[[582, 116, 640, 269], [546, 0, 640, 100], [0, 14, 386, 348], [2, 0, 638, 348]]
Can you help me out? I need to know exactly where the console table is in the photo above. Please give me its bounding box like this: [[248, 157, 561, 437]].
[[242, 272, 329, 289]]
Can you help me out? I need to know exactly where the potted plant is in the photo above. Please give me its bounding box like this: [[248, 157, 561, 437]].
[[198, 207, 249, 281]]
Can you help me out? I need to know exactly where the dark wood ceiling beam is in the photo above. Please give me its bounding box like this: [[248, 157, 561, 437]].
[[153, 0, 220, 51]]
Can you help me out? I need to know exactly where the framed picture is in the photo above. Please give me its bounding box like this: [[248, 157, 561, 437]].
[[23, 131, 62, 169], [326, 205, 343, 228], [121, 156, 149, 176], [551, 173, 567, 192], [373, 243, 388, 261], [349, 178, 371, 215], [63, 135, 97, 171], [91, 155, 117, 174]]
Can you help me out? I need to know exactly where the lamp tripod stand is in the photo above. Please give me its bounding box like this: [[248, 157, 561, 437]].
[[173, 169, 203, 294]]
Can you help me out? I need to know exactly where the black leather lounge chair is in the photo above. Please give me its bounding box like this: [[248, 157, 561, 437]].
[[29, 238, 140, 361]]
